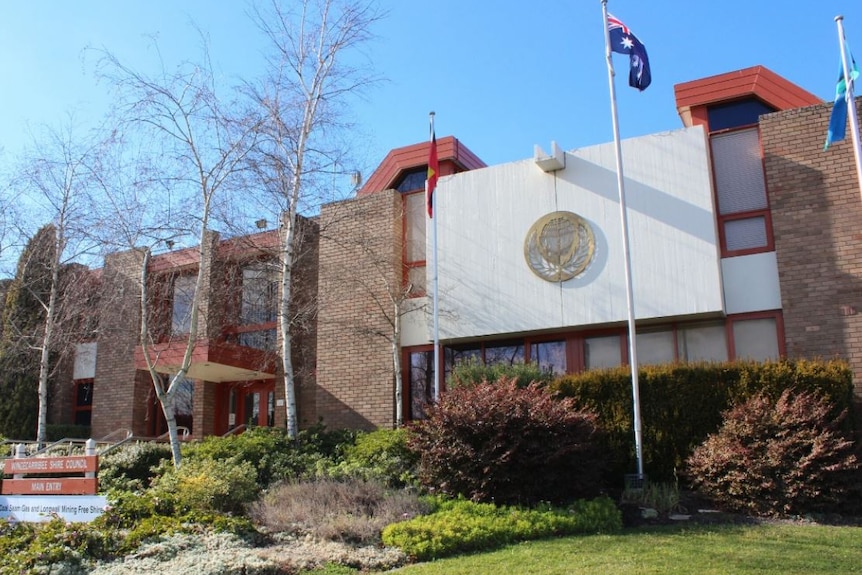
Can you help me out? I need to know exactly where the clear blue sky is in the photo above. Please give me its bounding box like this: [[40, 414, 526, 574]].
[[1, 1, 861, 180]]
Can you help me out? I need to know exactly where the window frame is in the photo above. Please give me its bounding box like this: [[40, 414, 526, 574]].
[[708, 124, 774, 258], [402, 189, 427, 298]]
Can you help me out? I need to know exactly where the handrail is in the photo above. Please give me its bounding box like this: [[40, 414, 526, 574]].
[[98, 428, 133, 443], [221, 424, 247, 437]]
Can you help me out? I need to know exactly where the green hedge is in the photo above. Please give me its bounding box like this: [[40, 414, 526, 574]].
[[550, 359, 855, 483]]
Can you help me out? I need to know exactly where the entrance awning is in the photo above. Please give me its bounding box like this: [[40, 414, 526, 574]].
[[134, 340, 277, 382]]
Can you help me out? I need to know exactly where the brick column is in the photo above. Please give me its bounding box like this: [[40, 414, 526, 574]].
[[316, 190, 402, 430]]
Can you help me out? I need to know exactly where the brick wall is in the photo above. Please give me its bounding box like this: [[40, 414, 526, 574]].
[[760, 96, 862, 400], [316, 190, 402, 429], [292, 217, 320, 428], [91, 249, 148, 438]]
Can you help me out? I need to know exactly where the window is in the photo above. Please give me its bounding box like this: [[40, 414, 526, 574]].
[[396, 169, 428, 193], [584, 335, 622, 369], [710, 127, 773, 256], [403, 191, 427, 296], [529, 340, 567, 375], [444, 344, 481, 382], [707, 99, 775, 132], [636, 330, 675, 366], [731, 315, 781, 361], [407, 349, 435, 420], [677, 322, 728, 362], [484, 341, 525, 366], [239, 328, 277, 350], [267, 391, 276, 427], [174, 376, 194, 434], [241, 262, 278, 325], [171, 275, 197, 335], [245, 392, 260, 428]]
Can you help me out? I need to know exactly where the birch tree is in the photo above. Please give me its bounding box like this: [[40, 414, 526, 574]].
[[5, 124, 107, 446], [246, 0, 382, 438], [98, 45, 258, 466]]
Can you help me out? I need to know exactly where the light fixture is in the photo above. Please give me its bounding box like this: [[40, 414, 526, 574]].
[[255, 219, 268, 230], [534, 141, 565, 172], [165, 240, 175, 249]]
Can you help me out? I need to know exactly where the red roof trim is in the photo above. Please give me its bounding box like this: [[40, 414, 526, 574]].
[[358, 135, 485, 196], [674, 65, 821, 126]]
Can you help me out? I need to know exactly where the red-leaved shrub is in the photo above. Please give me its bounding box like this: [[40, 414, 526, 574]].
[[686, 389, 859, 516], [407, 377, 607, 505]]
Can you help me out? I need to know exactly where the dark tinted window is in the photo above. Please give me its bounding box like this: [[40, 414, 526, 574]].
[[396, 169, 427, 193], [707, 99, 775, 131]]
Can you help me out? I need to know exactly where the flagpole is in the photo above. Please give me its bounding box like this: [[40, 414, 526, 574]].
[[429, 112, 441, 403], [836, 15, 862, 198], [602, 0, 644, 479]]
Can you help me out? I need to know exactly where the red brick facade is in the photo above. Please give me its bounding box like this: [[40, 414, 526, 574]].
[[315, 190, 403, 430], [761, 97, 862, 400]]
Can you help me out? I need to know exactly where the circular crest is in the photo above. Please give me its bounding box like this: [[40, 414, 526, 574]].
[[524, 211, 595, 282]]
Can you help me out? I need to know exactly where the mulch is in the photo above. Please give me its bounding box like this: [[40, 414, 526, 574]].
[[618, 490, 862, 528]]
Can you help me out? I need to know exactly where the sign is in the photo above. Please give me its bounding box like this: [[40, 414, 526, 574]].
[[2, 478, 98, 495], [0, 495, 107, 523], [6, 456, 98, 475]]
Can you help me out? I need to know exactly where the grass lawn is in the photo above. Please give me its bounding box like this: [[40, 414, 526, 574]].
[[389, 523, 862, 574]]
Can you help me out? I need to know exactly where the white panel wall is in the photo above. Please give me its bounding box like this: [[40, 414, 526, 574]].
[[73, 342, 97, 380], [721, 252, 782, 314], [401, 297, 430, 347], [433, 126, 724, 340]]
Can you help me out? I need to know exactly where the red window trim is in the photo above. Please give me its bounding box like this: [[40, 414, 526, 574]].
[[707, 124, 775, 258], [726, 310, 785, 360], [718, 209, 775, 257]]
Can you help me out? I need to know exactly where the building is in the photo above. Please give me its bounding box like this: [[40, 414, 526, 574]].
[[54, 64, 862, 439]]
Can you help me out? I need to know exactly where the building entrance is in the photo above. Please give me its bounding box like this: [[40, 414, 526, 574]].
[[224, 381, 276, 433]]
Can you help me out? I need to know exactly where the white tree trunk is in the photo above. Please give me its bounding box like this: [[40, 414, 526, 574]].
[[393, 300, 402, 427], [280, 212, 298, 439]]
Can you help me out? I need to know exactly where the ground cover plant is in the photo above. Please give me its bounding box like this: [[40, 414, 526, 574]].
[[381, 496, 622, 561]]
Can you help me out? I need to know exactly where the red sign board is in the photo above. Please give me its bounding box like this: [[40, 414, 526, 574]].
[[6, 456, 98, 475], [2, 455, 99, 495], [2, 478, 98, 496]]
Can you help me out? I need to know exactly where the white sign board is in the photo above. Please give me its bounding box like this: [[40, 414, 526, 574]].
[[0, 495, 107, 523]]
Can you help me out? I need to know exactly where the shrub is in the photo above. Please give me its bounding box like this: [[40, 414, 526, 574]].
[[326, 428, 418, 487], [408, 377, 607, 505], [551, 358, 855, 482], [184, 424, 357, 488], [0, 517, 117, 574], [381, 496, 621, 561], [98, 441, 174, 491], [250, 478, 428, 544], [448, 359, 555, 390], [150, 456, 259, 514], [685, 389, 860, 516]]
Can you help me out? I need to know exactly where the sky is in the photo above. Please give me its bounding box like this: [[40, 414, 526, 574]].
[[1, 1, 861, 201]]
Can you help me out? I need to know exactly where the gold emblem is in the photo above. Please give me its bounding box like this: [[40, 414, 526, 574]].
[[524, 211, 595, 282]]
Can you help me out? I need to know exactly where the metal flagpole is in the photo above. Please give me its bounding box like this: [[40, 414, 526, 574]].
[[835, 16, 862, 198], [601, 0, 644, 478], [429, 112, 441, 402]]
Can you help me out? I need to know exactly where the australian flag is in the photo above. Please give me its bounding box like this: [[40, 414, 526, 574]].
[[608, 14, 651, 91]]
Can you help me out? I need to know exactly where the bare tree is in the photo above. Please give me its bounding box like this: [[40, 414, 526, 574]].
[[5, 122, 107, 446], [246, 0, 383, 438], [97, 42, 259, 466]]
